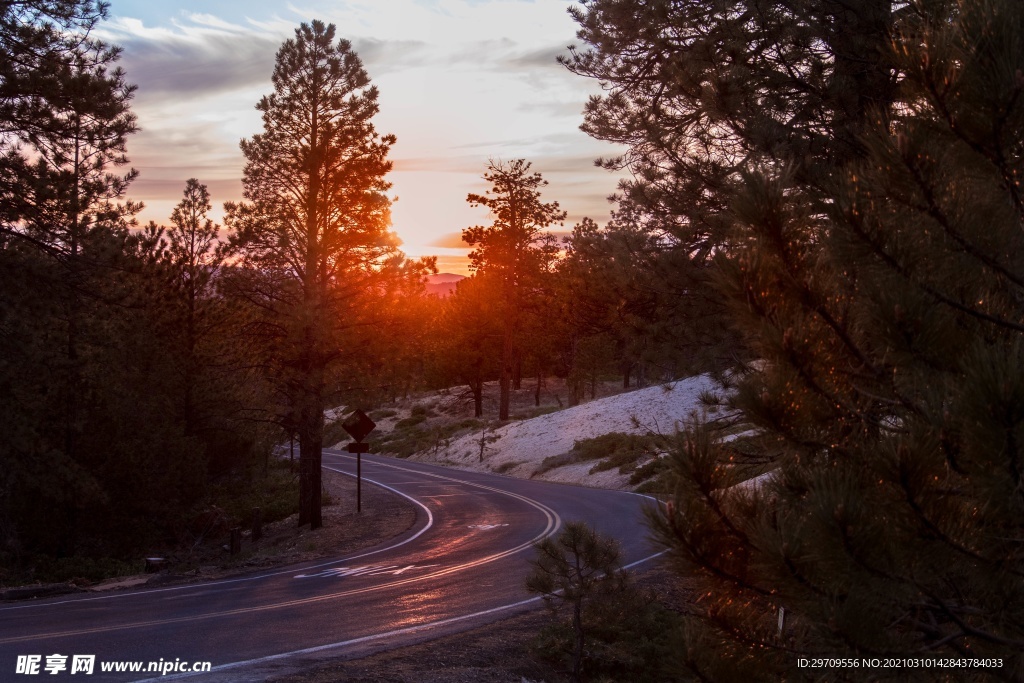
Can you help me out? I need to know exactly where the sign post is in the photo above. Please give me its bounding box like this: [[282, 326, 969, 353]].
[[341, 409, 376, 513]]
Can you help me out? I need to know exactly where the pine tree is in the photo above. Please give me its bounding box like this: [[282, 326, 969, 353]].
[[434, 274, 502, 418], [462, 159, 564, 420], [569, 0, 1024, 677], [226, 20, 400, 529], [166, 179, 222, 438], [0, 0, 139, 557], [562, 0, 898, 374]]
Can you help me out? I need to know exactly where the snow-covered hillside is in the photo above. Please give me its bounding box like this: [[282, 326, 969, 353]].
[[410, 375, 722, 488]]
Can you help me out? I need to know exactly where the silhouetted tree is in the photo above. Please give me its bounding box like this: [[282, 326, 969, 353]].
[[568, 0, 1024, 677], [0, 0, 139, 557], [435, 274, 502, 417], [226, 20, 401, 529], [165, 179, 222, 436], [462, 159, 564, 420], [562, 0, 898, 374]]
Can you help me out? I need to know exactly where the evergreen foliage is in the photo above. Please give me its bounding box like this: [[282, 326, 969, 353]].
[[567, 0, 1024, 677], [526, 521, 681, 682], [225, 20, 428, 529], [0, 5, 280, 579], [431, 275, 502, 418], [462, 159, 565, 420]]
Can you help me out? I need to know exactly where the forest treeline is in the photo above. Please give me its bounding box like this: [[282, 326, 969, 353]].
[[0, 3, 705, 578], [4, 0, 1024, 677], [563, 0, 1024, 678]]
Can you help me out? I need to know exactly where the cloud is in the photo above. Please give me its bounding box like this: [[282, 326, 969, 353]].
[[503, 44, 567, 70], [430, 231, 469, 248], [131, 177, 243, 202], [444, 37, 516, 65], [431, 37, 569, 71], [430, 228, 572, 250], [518, 99, 586, 118], [393, 155, 487, 173], [351, 37, 431, 75], [397, 151, 608, 178], [431, 254, 472, 275], [105, 17, 431, 104], [102, 19, 280, 101]]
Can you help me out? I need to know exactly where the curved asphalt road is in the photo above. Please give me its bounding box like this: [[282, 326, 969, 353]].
[[0, 451, 663, 681]]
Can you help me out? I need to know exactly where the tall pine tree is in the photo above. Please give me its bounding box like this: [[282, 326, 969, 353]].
[[462, 159, 564, 421], [0, 0, 139, 558], [226, 20, 401, 529], [569, 0, 1024, 677]]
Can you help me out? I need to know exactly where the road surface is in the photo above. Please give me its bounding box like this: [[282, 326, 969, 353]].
[[0, 451, 662, 681]]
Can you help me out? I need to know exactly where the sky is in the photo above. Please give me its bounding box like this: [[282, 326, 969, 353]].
[[99, 0, 628, 274]]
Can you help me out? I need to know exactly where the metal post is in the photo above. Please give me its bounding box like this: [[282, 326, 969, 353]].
[[252, 507, 262, 542], [342, 409, 375, 516]]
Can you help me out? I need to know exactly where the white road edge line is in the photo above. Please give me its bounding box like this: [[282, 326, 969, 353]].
[[0, 457, 563, 644], [132, 549, 669, 683], [132, 596, 546, 682], [0, 472, 436, 612]]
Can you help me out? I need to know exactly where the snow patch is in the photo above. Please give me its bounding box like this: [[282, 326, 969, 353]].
[[411, 374, 722, 488]]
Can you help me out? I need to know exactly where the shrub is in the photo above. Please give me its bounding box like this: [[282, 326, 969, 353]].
[[525, 522, 680, 681], [571, 432, 665, 474], [393, 414, 426, 430]]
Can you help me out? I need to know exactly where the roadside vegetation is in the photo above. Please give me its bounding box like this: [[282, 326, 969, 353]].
[[526, 522, 681, 682], [5, 0, 1024, 679]]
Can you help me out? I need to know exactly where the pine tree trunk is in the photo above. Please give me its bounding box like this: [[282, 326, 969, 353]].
[[298, 385, 325, 530], [512, 351, 522, 390], [309, 415, 323, 531], [571, 600, 584, 682], [61, 129, 83, 556], [499, 323, 513, 421], [298, 426, 312, 528], [567, 336, 581, 407], [471, 358, 484, 418], [499, 369, 511, 420], [299, 85, 324, 530]]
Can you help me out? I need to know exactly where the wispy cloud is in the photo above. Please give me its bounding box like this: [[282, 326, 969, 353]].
[[102, 18, 279, 101], [430, 231, 469, 249], [503, 44, 567, 70], [351, 37, 431, 73], [106, 16, 432, 103]]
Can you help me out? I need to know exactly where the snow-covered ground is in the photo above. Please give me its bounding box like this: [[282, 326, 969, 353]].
[[410, 374, 723, 488]]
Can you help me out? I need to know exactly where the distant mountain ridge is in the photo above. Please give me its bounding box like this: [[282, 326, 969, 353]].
[[425, 273, 465, 297]]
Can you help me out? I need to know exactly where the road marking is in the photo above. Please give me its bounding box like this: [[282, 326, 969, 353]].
[[0, 457, 561, 644], [294, 564, 439, 579], [132, 595, 548, 682], [132, 549, 671, 683], [0, 472, 436, 613], [468, 524, 509, 530]]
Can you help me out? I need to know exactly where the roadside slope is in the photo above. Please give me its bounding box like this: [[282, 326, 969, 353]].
[[409, 375, 720, 488]]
